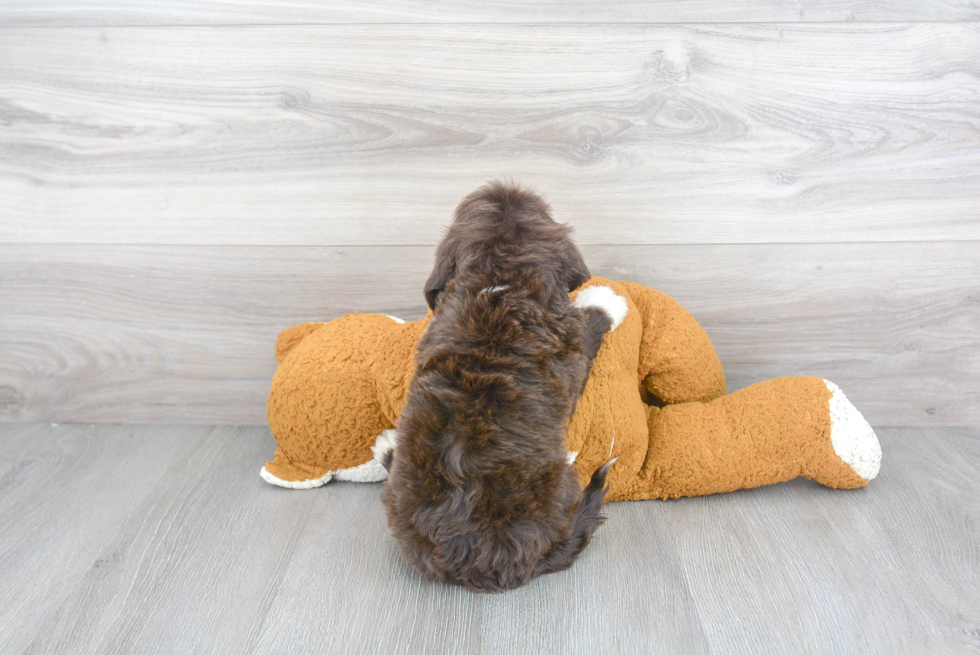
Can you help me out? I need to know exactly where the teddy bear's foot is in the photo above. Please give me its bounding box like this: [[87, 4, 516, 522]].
[[260, 431, 395, 489], [333, 431, 392, 482], [260, 463, 334, 489], [824, 380, 882, 480], [573, 285, 629, 331]]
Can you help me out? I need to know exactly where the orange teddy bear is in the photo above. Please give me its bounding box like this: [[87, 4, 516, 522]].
[[263, 278, 881, 501]]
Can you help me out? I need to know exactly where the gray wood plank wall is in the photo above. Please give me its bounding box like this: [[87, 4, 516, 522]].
[[1, 3, 977, 426], [2, 1, 978, 25]]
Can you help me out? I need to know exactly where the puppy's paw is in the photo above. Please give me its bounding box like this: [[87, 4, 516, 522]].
[[574, 285, 629, 331], [370, 429, 399, 471]]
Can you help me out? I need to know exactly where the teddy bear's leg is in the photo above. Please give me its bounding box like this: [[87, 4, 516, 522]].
[[261, 448, 337, 489], [261, 429, 395, 488], [263, 313, 428, 489], [329, 430, 394, 482], [626, 376, 881, 500], [617, 281, 727, 404], [264, 361, 393, 488]]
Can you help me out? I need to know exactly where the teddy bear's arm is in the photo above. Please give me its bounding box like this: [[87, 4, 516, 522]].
[[617, 281, 727, 405]]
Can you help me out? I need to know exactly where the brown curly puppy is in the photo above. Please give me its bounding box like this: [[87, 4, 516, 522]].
[[379, 181, 619, 592]]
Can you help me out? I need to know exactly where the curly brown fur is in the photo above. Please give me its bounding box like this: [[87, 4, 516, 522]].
[[381, 181, 614, 592]]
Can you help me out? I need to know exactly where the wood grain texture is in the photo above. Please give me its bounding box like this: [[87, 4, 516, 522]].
[[253, 477, 712, 655], [664, 484, 907, 652], [663, 427, 980, 653], [3, 242, 977, 426], [607, 242, 980, 428], [0, 424, 199, 655], [20, 425, 316, 655], [0, 421, 50, 476], [479, 500, 710, 655], [2, 424, 977, 654], [250, 477, 486, 655], [1, 24, 977, 245], [826, 427, 980, 653], [2, 1, 978, 26]]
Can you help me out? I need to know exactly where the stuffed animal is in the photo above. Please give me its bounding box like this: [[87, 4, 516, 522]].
[[262, 277, 881, 501]]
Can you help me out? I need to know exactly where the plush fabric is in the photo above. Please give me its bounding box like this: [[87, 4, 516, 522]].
[[263, 277, 881, 500]]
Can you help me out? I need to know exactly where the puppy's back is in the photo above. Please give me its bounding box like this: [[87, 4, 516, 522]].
[[382, 182, 610, 592]]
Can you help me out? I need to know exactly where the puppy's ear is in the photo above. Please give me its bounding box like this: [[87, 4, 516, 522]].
[[560, 242, 591, 293], [535, 458, 615, 576], [424, 251, 455, 311]]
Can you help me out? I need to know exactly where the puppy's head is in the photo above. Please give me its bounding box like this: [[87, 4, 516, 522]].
[[424, 181, 590, 311], [381, 446, 614, 592]]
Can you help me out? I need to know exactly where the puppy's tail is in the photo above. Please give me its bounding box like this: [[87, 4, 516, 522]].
[[535, 458, 616, 576]]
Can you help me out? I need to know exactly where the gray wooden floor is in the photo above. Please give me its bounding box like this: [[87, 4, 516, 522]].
[[1, 423, 977, 654]]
